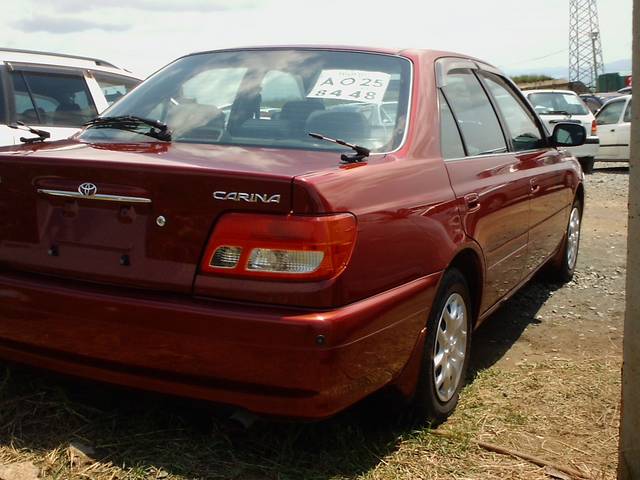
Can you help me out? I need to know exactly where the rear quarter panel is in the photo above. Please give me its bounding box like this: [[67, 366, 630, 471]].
[[294, 154, 463, 304], [199, 51, 467, 308]]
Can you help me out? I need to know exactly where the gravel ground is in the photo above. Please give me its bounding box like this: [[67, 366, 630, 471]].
[[473, 162, 628, 368]]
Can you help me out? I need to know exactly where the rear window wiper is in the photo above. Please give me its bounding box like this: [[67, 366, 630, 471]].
[[308, 132, 370, 163], [84, 115, 172, 142], [9, 121, 51, 144]]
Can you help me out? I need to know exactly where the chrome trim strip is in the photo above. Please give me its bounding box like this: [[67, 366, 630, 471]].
[[37, 189, 152, 204]]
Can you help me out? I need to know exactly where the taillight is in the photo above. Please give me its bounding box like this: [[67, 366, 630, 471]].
[[591, 119, 597, 135], [200, 213, 357, 280]]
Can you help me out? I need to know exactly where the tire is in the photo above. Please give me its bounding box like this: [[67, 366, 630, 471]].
[[412, 268, 472, 425], [548, 199, 582, 283], [579, 157, 595, 174]]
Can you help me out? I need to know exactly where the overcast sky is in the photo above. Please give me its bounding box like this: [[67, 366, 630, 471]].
[[0, 0, 633, 78]]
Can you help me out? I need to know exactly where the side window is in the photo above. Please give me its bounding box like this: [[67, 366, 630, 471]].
[[480, 72, 545, 151], [11, 73, 39, 124], [12, 71, 97, 127], [624, 99, 632, 123], [442, 70, 507, 156], [182, 68, 246, 108], [438, 91, 465, 159], [94, 73, 140, 106], [596, 101, 625, 125], [260, 71, 303, 110], [0, 67, 8, 124], [0, 69, 5, 124]]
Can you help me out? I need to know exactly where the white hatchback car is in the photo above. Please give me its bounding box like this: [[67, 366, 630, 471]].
[[525, 89, 600, 173], [595, 94, 632, 163], [0, 48, 141, 146]]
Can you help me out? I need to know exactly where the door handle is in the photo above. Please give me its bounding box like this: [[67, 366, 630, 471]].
[[610, 129, 616, 132], [530, 178, 540, 193], [464, 193, 480, 212]]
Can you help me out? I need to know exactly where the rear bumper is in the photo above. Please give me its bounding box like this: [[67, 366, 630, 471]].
[[567, 136, 599, 159], [0, 271, 439, 419]]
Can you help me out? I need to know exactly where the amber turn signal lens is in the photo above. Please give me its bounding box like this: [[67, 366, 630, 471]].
[[210, 246, 242, 269]]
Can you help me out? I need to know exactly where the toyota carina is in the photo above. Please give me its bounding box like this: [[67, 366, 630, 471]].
[[0, 47, 586, 422]]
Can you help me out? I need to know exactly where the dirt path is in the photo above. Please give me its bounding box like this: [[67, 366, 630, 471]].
[[474, 163, 627, 369]]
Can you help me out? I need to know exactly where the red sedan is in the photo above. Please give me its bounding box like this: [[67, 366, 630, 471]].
[[0, 47, 586, 422]]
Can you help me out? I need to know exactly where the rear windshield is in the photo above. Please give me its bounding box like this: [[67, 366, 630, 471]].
[[527, 92, 589, 116], [79, 49, 412, 153]]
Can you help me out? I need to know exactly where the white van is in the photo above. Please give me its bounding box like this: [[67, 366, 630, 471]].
[[0, 48, 141, 146]]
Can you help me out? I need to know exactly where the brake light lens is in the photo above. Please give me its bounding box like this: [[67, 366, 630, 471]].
[[591, 119, 597, 135], [201, 213, 357, 280]]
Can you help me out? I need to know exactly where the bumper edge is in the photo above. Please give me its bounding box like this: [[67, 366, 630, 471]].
[[0, 271, 441, 419]]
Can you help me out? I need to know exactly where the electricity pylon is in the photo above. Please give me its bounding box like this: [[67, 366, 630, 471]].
[[568, 0, 605, 91]]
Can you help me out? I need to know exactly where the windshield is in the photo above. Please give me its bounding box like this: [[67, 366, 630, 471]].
[[527, 92, 589, 116], [79, 49, 412, 153]]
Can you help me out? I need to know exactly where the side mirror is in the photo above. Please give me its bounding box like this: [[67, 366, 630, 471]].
[[551, 123, 586, 147]]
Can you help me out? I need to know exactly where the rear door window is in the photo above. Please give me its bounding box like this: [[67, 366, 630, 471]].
[[442, 69, 507, 156], [480, 72, 545, 151], [11, 70, 97, 127], [438, 91, 465, 159], [0, 68, 6, 124], [596, 100, 625, 125], [624, 99, 632, 123], [93, 73, 140, 106]]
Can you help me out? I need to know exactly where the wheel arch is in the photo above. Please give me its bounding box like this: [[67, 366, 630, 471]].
[[445, 244, 485, 327], [575, 182, 585, 210]]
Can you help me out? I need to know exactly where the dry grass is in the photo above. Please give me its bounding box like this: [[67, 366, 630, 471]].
[[0, 353, 620, 480]]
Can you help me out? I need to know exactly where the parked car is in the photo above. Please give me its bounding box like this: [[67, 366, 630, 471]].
[[524, 89, 599, 173], [579, 93, 606, 114], [0, 47, 586, 423], [0, 48, 141, 146], [595, 94, 632, 163]]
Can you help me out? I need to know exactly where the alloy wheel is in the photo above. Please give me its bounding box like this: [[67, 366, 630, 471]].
[[432, 293, 468, 403], [566, 207, 581, 270]]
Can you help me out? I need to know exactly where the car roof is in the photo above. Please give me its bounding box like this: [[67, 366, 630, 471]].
[[604, 94, 632, 102], [181, 45, 496, 66], [0, 48, 142, 80]]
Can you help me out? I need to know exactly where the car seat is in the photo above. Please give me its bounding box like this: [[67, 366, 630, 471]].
[[305, 110, 371, 141], [279, 100, 324, 137]]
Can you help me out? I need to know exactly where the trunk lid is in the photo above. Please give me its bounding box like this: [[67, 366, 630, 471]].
[[0, 140, 335, 293]]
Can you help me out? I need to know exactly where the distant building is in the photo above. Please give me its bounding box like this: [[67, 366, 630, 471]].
[[516, 79, 590, 93], [597, 72, 629, 92]]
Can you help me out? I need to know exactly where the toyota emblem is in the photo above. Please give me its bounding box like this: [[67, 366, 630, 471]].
[[78, 182, 98, 196]]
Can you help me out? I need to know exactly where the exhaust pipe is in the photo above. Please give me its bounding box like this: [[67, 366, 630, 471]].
[[228, 409, 258, 430]]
